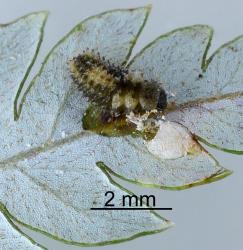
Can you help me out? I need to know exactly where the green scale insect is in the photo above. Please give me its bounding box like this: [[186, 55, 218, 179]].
[[69, 51, 167, 137]]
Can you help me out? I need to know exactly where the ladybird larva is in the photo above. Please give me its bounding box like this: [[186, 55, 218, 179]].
[[69, 51, 167, 136]]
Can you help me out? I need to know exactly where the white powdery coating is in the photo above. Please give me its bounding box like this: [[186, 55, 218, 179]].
[[126, 111, 154, 131], [146, 121, 199, 160], [0, 212, 41, 250]]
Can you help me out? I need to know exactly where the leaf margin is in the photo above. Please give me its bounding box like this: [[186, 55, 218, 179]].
[[0, 202, 47, 250], [16, 5, 151, 122], [1, 165, 173, 247], [0, 11, 50, 121], [129, 24, 243, 154], [97, 157, 232, 191], [128, 24, 214, 69], [1, 7, 175, 246]]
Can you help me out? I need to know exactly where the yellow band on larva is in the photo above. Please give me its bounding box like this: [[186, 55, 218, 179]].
[[69, 51, 167, 117]]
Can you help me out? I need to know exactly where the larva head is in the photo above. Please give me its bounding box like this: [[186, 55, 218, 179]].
[[139, 82, 167, 112], [157, 88, 167, 111]]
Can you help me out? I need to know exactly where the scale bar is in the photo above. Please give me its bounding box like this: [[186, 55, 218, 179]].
[[90, 207, 172, 211]]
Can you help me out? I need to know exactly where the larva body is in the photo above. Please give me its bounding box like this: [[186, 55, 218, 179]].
[[70, 53, 167, 115]]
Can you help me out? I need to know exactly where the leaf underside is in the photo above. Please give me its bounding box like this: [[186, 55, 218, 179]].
[[0, 5, 242, 247], [0, 7, 172, 247], [167, 93, 243, 154], [129, 26, 243, 153], [0, 205, 44, 250]]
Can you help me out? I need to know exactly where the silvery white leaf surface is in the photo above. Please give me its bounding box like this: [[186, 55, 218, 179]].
[[94, 135, 229, 189], [128, 25, 212, 104], [129, 26, 243, 152], [0, 207, 43, 250], [0, 7, 149, 162], [0, 136, 171, 244], [0, 12, 47, 161], [45, 24, 230, 189], [0, 7, 173, 246], [0, 11, 47, 121], [167, 94, 243, 153]]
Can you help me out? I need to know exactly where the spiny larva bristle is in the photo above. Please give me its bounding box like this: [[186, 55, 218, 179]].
[[70, 52, 120, 106], [69, 51, 167, 116]]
